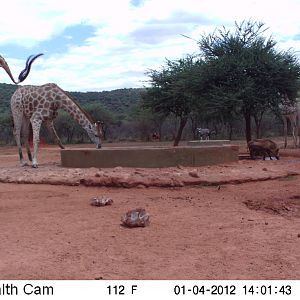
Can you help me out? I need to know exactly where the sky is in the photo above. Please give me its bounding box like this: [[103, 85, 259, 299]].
[[1, 0, 300, 92]]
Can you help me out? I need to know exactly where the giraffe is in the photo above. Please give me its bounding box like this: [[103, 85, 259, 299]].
[[11, 83, 102, 168], [279, 94, 300, 148], [0, 53, 43, 83]]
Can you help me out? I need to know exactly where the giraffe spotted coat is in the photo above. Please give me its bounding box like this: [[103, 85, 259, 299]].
[[11, 83, 102, 167]]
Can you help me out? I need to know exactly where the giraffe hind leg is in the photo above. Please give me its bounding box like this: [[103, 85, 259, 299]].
[[22, 119, 33, 161], [13, 117, 27, 166]]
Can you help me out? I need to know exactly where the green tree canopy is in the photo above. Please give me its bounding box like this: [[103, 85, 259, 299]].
[[197, 20, 300, 141], [143, 55, 205, 145], [84, 103, 116, 140]]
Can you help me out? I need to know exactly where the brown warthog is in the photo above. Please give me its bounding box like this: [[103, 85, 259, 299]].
[[248, 139, 280, 160]]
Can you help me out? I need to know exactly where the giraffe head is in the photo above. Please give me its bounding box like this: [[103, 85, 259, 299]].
[[85, 120, 103, 149]]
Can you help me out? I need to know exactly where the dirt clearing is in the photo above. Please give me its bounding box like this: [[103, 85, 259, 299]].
[[0, 145, 299, 279]]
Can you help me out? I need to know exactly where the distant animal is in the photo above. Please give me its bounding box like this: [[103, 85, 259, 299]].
[[151, 132, 160, 141], [197, 128, 215, 140], [279, 94, 300, 148], [248, 139, 279, 160], [11, 83, 103, 168]]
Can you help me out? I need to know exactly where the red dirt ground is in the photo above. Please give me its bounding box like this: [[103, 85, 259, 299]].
[[0, 142, 299, 280]]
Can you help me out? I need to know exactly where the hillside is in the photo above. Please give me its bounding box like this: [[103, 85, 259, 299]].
[[0, 83, 143, 115], [0, 83, 18, 113]]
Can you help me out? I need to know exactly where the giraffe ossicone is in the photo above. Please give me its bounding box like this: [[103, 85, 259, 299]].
[[0, 53, 43, 84], [11, 83, 103, 168]]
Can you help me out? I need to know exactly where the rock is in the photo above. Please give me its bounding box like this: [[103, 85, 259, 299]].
[[136, 184, 146, 189], [90, 196, 113, 207], [134, 169, 145, 175], [95, 171, 105, 177], [287, 171, 299, 176], [189, 170, 200, 178], [121, 208, 150, 228], [113, 166, 123, 172], [177, 165, 185, 170]]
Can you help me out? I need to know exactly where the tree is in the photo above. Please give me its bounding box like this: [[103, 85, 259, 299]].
[[128, 103, 166, 141], [0, 112, 14, 144], [54, 111, 79, 143], [197, 20, 300, 142], [143, 55, 204, 146], [84, 103, 116, 140]]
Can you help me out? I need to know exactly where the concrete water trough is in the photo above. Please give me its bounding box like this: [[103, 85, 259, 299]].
[[61, 144, 239, 168], [187, 140, 231, 146]]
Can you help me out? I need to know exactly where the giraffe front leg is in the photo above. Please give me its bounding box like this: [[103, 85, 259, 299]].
[[31, 118, 42, 168], [46, 120, 65, 149]]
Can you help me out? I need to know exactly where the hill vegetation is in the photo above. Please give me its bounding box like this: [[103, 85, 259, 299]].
[[0, 83, 148, 144], [0, 83, 141, 115], [1, 20, 299, 146]]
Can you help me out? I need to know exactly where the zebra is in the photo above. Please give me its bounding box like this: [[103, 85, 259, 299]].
[[197, 128, 215, 140]]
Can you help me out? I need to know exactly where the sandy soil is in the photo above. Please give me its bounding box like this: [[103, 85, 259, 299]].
[[0, 143, 299, 280]]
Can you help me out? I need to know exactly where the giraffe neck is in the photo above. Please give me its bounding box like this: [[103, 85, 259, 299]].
[[53, 85, 100, 145], [61, 98, 93, 128], [51, 84, 93, 129]]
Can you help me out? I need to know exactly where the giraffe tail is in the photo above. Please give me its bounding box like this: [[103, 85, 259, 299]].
[[0, 53, 43, 84]]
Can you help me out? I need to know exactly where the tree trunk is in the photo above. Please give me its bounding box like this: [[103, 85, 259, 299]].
[[253, 112, 264, 139], [228, 123, 233, 140], [254, 118, 261, 139], [244, 113, 252, 142], [102, 125, 108, 140], [173, 116, 188, 146], [158, 126, 163, 142], [189, 114, 198, 139]]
